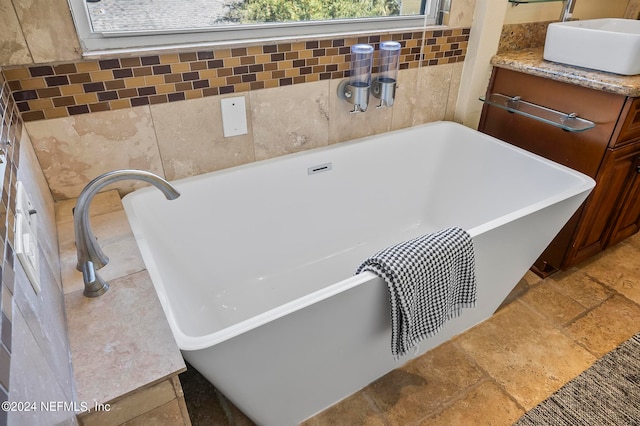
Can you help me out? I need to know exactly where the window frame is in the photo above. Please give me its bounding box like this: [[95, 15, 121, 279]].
[[67, 0, 444, 56]]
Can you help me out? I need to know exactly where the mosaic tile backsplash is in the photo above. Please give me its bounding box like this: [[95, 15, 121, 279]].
[[3, 29, 470, 122]]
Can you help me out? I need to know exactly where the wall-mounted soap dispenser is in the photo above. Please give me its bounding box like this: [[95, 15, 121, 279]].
[[337, 44, 374, 113], [372, 41, 401, 108]]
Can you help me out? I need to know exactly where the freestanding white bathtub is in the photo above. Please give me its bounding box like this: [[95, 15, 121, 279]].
[[122, 121, 594, 425]]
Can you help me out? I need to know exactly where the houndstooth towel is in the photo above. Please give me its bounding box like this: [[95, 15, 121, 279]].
[[355, 227, 477, 359]]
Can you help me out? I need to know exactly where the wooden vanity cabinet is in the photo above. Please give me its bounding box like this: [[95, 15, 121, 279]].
[[567, 142, 640, 265], [602, 146, 640, 246], [478, 68, 640, 276]]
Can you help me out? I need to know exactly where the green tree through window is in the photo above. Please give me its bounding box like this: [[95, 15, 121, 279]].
[[70, 0, 435, 52], [227, 0, 402, 24]]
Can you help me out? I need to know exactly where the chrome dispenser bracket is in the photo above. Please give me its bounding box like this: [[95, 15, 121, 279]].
[[371, 78, 397, 108], [337, 79, 370, 113]]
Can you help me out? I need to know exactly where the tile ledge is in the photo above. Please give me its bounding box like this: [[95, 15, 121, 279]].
[[59, 193, 185, 408], [55, 189, 124, 225]]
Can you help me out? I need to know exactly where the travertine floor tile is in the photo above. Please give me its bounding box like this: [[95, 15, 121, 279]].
[[521, 270, 544, 287], [547, 269, 611, 309], [519, 281, 586, 326], [455, 301, 596, 410], [564, 294, 640, 357], [622, 230, 640, 251], [364, 341, 484, 425], [579, 243, 640, 305], [418, 380, 524, 426], [497, 270, 544, 312], [496, 276, 530, 311], [302, 392, 384, 426]]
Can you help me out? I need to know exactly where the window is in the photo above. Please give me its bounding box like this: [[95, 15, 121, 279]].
[[68, 0, 444, 55]]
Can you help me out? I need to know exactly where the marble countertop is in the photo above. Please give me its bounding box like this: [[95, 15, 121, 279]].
[[59, 190, 185, 405], [491, 47, 640, 97]]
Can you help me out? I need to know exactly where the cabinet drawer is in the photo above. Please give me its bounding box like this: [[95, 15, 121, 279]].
[[613, 97, 640, 147], [479, 68, 626, 178]]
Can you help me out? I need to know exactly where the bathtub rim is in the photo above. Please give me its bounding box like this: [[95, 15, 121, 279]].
[[122, 121, 595, 351]]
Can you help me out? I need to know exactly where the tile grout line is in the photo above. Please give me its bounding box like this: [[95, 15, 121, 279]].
[[450, 330, 529, 416]]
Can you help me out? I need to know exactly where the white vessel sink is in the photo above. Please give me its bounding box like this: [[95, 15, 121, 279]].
[[544, 18, 640, 75]]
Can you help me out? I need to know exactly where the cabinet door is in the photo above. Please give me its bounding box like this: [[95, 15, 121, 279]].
[[478, 68, 626, 273], [479, 68, 626, 178], [567, 143, 640, 266], [605, 152, 640, 247], [612, 98, 640, 148]]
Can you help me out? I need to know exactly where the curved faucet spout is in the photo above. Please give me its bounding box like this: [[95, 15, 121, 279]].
[[74, 170, 180, 297]]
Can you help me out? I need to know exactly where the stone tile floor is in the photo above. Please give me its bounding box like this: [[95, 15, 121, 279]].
[[179, 232, 640, 425]]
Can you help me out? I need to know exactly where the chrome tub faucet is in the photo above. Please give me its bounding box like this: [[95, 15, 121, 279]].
[[74, 170, 180, 297]]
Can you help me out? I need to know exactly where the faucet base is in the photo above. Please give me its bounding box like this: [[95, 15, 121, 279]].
[[83, 272, 109, 297]]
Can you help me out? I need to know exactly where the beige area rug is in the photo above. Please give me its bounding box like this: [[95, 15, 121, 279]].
[[516, 332, 640, 425]]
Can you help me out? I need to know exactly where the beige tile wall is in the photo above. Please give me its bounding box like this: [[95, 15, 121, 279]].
[[0, 0, 31, 64], [1, 0, 81, 65], [25, 62, 464, 200], [1, 0, 476, 203], [625, 0, 640, 18], [9, 113, 76, 425]]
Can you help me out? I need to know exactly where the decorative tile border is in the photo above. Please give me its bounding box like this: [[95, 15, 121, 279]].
[[3, 28, 469, 122]]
